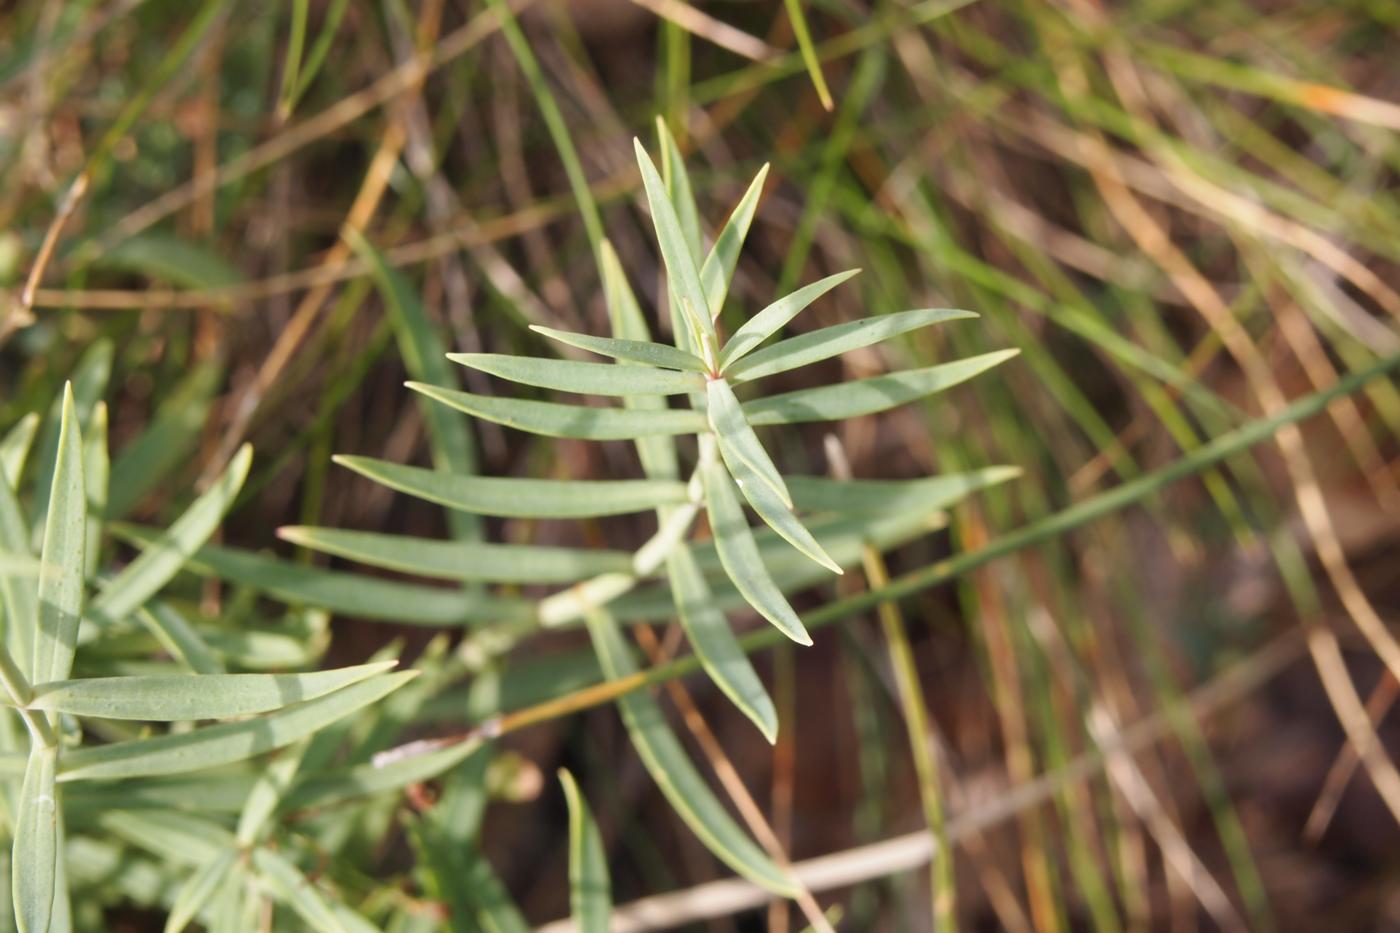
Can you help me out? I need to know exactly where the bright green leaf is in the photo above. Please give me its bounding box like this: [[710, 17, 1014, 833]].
[[0, 414, 39, 487]]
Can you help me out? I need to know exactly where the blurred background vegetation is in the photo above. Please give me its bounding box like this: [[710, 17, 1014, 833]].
[[2, 0, 1399, 928]]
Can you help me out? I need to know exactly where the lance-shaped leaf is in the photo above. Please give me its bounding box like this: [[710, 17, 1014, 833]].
[[789, 466, 1022, 515], [666, 546, 778, 740], [700, 164, 769, 318], [719, 453, 841, 574], [88, 444, 252, 627], [30, 342, 110, 532], [656, 117, 702, 261], [27, 662, 396, 720], [584, 608, 798, 895], [138, 601, 224, 674], [0, 473, 37, 676], [165, 849, 238, 933], [701, 461, 811, 645], [278, 527, 633, 584], [1, 413, 39, 486], [59, 671, 416, 781], [251, 848, 347, 933], [335, 455, 688, 518], [718, 269, 861, 370], [633, 138, 715, 345], [707, 378, 791, 507], [560, 769, 611, 933], [744, 349, 1020, 425], [12, 743, 59, 933], [529, 325, 708, 373], [409, 382, 707, 440], [448, 353, 704, 397], [34, 384, 86, 685], [727, 308, 977, 382]]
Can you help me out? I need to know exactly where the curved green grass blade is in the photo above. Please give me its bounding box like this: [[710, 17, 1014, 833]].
[[783, 0, 833, 110], [278, 526, 633, 583], [633, 139, 715, 345], [529, 326, 708, 373], [34, 384, 86, 685], [28, 662, 396, 721], [727, 308, 977, 382], [164, 849, 237, 933], [1, 413, 39, 486], [666, 545, 778, 741], [335, 455, 689, 518], [449, 353, 704, 397], [88, 444, 252, 627], [707, 378, 790, 507], [719, 454, 841, 574], [583, 608, 798, 895], [718, 269, 860, 369], [744, 349, 1019, 425], [788, 466, 1022, 515], [251, 848, 347, 933], [409, 382, 707, 440], [560, 769, 611, 933], [700, 164, 769, 317], [701, 460, 811, 645], [59, 671, 416, 781], [12, 744, 59, 933]]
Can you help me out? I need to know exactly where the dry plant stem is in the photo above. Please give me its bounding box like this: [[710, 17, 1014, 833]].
[[861, 545, 955, 930], [1304, 672, 1400, 841], [1, 172, 88, 343], [535, 631, 1307, 933], [625, 0, 779, 62], [631, 625, 834, 933], [767, 643, 797, 933]]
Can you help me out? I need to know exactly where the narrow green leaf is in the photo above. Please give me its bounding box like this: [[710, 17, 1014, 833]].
[[279, 739, 482, 815], [0, 414, 39, 487], [82, 401, 109, 577], [666, 546, 777, 740], [137, 601, 224, 675], [107, 362, 218, 518], [584, 609, 797, 895], [11, 744, 59, 933], [744, 349, 1020, 425], [165, 850, 237, 933], [783, 0, 834, 110], [96, 234, 242, 290], [335, 455, 689, 518], [633, 138, 715, 346], [707, 378, 790, 507], [699, 164, 769, 318], [278, 527, 633, 583], [30, 341, 110, 532], [34, 384, 86, 685], [560, 769, 611, 933], [701, 461, 811, 645], [0, 473, 36, 678], [89, 444, 252, 628], [448, 353, 704, 397], [718, 269, 861, 369], [59, 671, 416, 781], [97, 809, 232, 866], [788, 466, 1022, 515], [28, 662, 396, 721], [727, 308, 977, 382], [409, 382, 707, 440], [251, 848, 347, 933], [236, 743, 306, 846], [529, 326, 708, 373], [656, 117, 702, 261], [719, 454, 841, 574]]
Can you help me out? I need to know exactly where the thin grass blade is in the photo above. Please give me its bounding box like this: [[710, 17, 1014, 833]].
[[560, 768, 611, 933]]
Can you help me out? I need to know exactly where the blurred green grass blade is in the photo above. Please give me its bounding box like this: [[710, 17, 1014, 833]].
[[718, 270, 861, 369], [137, 602, 224, 675], [59, 671, 415, 781], [634, 139, 716, 346], [280, 740, 482, 814], [0, 553, 40, 576], [346, 232, 480, 542], [700, 164, 769, 317], [529, 325, 708, 372], [95, 234, 242, 290], [164, 849, 237, 933], [448, 353, 705, 397], [657, 117, 703, 261], [728, 308, 978, 383], [88, 445, 251, 627], [109, 526, 533, 627], [0, 473, 36, 677], [275, 0, 309, 115], [560, 769, 611, 933], [82, 402, 108, 577], [335, 455, 689, 518], [719, 453, 840, 574], [278, 527, 633, 583], [34, 385, 85, 686], [782, 0, 833, 110], [284, 0, 349, 112], [0, 414, 39, 486], [744, 350, 1019, 425], [708, 379, 791, 507], [408, 382, 708, 439], [583, 608, 799, 895], [701, 460, 811, 645], [236, 741, 306, 847], [666, 545, 777, 740], [28, 662, 396, 721], [251, 848, 347, 933], [788, 467, 1022, 515], [107, 362, 219, 518], [11, 743, 59, 933], [97, 809, 233, 866]]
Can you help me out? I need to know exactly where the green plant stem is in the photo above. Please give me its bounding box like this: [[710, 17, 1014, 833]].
[[0, 646, 57, 748]]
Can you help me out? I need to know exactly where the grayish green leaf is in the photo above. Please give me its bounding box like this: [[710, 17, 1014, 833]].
[[12, 743, 59, 933], [656, 117, 702, 261], [448, 353, 704, 397], [0, 473, 36, 678], [560, 769, 610, 933], [164, 850, 237, 933], [251, 848, 347, 933], [788, 466, 1022, 515], [34, 384, 86, 685], [719, 454, 841, 574], [707, 378, 790, 507], [529, 325, 708, 373], [633, 139, 715, 346], [700, 164, 768, 318], [409, 382, 707, 440], [718, 270, 860, 369], [0, 414, 39, 487], [136, 602, 223, 675]]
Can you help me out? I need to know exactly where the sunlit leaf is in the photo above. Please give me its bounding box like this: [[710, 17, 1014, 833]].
[[707, 378, 790, 507], [633, 139, 715, 346], [0, 413, 39, 487], [700, 164, 769, 317], [718, 454, 840, 574], [718, 270, 860, 369], [529, 325, 708, 373], [409, 382, 707, 440], [560, 769, 611, 933], [449, 353, 704, 397], [34, 384, 86, 685]]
